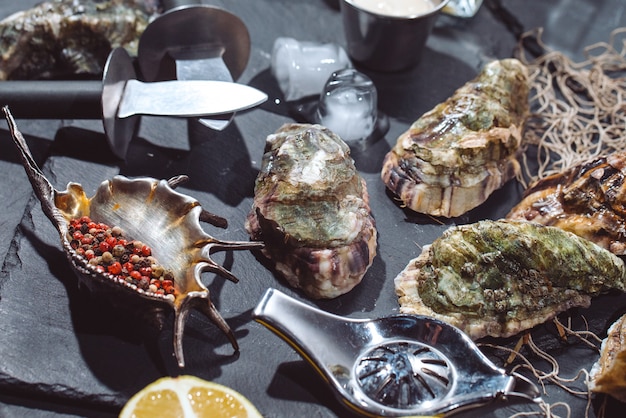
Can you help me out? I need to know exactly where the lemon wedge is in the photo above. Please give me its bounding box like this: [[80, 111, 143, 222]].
[[119, 375, 263, 418]]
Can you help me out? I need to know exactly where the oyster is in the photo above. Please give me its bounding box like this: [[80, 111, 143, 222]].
[[381, 59, 529, 218], [507, 152, 626, 255], [3, 107, 262, 367], [395, 219, 626, 340], [0, 0, 160, 80], [245, 123, 377, 299], [590, 313, 626, 402]]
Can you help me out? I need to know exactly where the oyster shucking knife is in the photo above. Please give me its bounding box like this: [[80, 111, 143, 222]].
[[253, 288, 542, 417], [0, 47, 267, 157]]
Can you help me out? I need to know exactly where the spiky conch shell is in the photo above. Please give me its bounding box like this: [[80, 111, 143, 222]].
[[395, 219, 626, 339], [245, 123, 377, 299], [3, 107, 262, 368], [381, 58, 529, 218]]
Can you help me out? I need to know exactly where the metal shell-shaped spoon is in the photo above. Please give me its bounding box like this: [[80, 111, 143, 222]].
[[253, 288, 542, 417], [3, 106, 263, 367]]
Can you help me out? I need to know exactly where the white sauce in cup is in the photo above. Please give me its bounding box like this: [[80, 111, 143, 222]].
[[348, 0, 436, 17]]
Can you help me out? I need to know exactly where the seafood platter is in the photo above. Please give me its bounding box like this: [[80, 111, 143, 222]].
[[1, 0, 626, 417]]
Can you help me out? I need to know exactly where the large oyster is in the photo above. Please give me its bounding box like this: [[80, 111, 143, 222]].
[[245, 123, 377, 299], [590, 313, 626, 402], [381, 59, 529, 218], [395, 219, 626, 339], [0, 0, 159, 80], [507, 152, 626, 255]]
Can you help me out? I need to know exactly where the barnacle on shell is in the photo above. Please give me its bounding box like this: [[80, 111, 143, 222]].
[[4, 106, 262, 367], [395, 219, 626, 339], [245, 123, 377, 299]]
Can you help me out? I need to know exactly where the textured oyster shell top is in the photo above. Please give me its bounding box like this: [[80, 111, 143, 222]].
[[395, 220, 626, 340], [507, 151, 626, 255], [381, 58, 529, 218], [246, 123, 377, 299], [0, 0, 158, 80], [252, 123, 367, 248]]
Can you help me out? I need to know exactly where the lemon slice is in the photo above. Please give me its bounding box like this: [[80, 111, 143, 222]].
[[119, 375, 263, 418]]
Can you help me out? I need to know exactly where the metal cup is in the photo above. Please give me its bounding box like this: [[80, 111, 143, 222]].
[[340, 0, 449, 72]]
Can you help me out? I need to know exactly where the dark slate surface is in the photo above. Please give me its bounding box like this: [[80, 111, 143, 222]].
[[1, 1, 626, 417]]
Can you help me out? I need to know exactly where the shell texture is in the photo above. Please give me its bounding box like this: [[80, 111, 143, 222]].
[[507, 151, 626, 255], [4, 107, 262, 367], [381, 59, 529, 218], [590, 313, 626, 402], [245, 123, 377, 299], [395, 219, 626, 340], [0, 0, 160, 80]]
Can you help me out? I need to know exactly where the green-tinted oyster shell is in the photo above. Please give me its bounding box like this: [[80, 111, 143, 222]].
[[395, 219, 626, 339], [246, 123, 377, 299]]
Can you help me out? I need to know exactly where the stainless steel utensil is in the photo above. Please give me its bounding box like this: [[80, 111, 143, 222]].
[[253, 288, 542, 417], [138, 3, 251, 130], [0, 48, 266, 158]]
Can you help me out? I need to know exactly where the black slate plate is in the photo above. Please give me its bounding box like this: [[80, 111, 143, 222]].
[[1, 1, 626, 417]]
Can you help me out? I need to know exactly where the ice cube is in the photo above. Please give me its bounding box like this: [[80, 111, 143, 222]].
[[271, 37, 351, 102], [316, 68, 377, 143]]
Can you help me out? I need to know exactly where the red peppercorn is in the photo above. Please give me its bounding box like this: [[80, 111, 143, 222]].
[[123, 262, 134, 272], [130, 270, 142, 280], [99, 241, 111, 253], [80, 216, 91, 224], [106, 236, 117, 247], [72, 231, 83, 240], [141, 245, 152, 257], [107, 262, 122, 275], [139, 267, 152, 277]]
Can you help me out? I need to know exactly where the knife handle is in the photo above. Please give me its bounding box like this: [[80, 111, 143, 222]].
[[0, 80, 103, 119]]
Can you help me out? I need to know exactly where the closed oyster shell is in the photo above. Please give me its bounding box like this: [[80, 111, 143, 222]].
[[590, 313, 626, 402], [507, 151, 626, 255], [381, 59, 529, 218], [0, 0, 158, 80], [245, 123, 377, 299], [395, 219, 626, 339]]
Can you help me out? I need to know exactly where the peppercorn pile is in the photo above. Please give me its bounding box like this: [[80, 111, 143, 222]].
[[68, 216, 176, 296]]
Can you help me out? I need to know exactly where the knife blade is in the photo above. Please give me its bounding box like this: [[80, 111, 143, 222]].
[[116, 79, 267, 118]]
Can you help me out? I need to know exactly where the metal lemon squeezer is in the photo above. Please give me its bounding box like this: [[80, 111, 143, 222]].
[[253, 289, 541, 417]]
